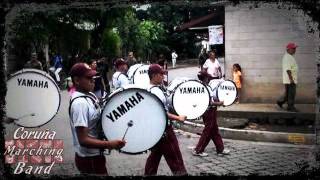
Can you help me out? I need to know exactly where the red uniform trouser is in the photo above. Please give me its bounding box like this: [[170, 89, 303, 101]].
[[75, 153, 108, 175], [195, 107, 224, 153], [145, 125, 187, 176]]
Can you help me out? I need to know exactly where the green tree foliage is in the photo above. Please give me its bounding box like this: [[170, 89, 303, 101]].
[[136, 20, 165, 61], [101, 28, 121, 59]]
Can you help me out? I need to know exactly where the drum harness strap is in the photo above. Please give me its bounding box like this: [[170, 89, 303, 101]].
[[149, 85, 172, 138], [117, 72, 128, 80], [68, 94, 107, 156]]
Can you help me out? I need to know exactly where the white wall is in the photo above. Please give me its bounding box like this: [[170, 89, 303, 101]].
[[225, 2, 319, 103]]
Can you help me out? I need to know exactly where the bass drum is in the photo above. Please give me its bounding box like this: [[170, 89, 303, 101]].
[[101, 87, 167, 154], [127, 64, 150, 88], [167, 78, 210, 120], [127, 64, 143, 82], [208, 79, 238, 106], [6, 68, 61, 127]]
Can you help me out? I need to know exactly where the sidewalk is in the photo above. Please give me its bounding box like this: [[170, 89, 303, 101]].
[[177, 103, 316, 145], [218, 103, 316, 120]]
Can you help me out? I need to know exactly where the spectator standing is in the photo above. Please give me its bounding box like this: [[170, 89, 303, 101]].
[[126, 51, 137, 68], [198, 48, 208, 70], [171, 50, 178, 68], [24, 52, 43, 70], [232, 63, 242, 103]]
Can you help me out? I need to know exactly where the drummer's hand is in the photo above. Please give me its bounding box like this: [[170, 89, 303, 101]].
[[4, 117, 15, 124], [178, 115, 187, 122], [107, 140, 126, 149], [217, 101, 224, 106]]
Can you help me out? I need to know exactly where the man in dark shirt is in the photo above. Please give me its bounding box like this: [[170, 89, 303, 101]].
[[24, 52, 43, 70]]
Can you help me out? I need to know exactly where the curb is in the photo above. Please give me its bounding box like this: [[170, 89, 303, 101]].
[[178, 121, 315, 145]]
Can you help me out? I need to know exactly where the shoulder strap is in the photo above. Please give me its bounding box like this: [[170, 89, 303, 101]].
[[117, 72, 128, 81], [68, 95, 97, 119]]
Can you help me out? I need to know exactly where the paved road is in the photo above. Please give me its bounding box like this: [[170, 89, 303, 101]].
[[4, 91, 317, 176], [3, 66, 318, 176], [167, 66, 199, 82], [51, 131, 317, 176]]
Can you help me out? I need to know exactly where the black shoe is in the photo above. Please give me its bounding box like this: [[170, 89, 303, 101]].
[[287, 107, 299, 112], [276, 101, 283, 108]]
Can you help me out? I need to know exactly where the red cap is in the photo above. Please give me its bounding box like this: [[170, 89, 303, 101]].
[[148, 64, 166, 75], [70, 63, 97, 77], [114, 58, 127, 68], [286, 42, 298, 49]]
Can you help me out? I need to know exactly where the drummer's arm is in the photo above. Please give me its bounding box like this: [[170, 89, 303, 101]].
[[167, 112, 186, 122], [76, 127, 125, 149]]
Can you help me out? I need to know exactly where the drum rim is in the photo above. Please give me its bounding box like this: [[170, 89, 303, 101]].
[[128, 64, 143, 82], [101, 87, 168, 155], [171, 79, 210, 120], [132, 64, 149, 84], [167, 77, 191, 92], [6, 68, 61, 128], [215, 79, 238, 106]]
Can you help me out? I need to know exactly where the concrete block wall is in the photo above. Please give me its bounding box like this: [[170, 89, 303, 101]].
[[225, 2, 319, 103]]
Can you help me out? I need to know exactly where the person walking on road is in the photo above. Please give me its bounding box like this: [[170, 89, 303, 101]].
[[191, 69, 230, 157], [276, 43, 299, 112], [69, 63, 126, 175], [144, 64, 188, 176]]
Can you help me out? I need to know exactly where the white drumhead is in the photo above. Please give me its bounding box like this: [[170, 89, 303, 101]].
[[127, 64, 143, 81], [101, 88, 167, 154], [208, 79, 224, 91], [132, 65, 150, 88], [217, 80, 238, 106], [167, 77, 191, 92], [171, 80, 210, 119], [6, 69, 61, 127]]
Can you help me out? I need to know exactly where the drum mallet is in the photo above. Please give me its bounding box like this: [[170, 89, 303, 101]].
[[5, 113, 36, 123], [122, 120, 134, 140]]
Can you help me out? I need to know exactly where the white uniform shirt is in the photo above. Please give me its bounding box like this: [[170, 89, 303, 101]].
[[112, 71, 130, 89], [69, 91, 101, 157], [171, 52, 178, 60], [147, 85, 168, 111], [282, 52, 298, 84], [203, 58, 221, 78]]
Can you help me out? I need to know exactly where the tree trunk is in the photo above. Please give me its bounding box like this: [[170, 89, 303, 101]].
[[44, 43, 49, 72]]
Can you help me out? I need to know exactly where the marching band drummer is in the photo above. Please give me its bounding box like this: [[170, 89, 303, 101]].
[[69, 63, 126, 175], [112, 58, 130, 89], [191, 52, 231, 157], [144, 64, 188, 176]]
